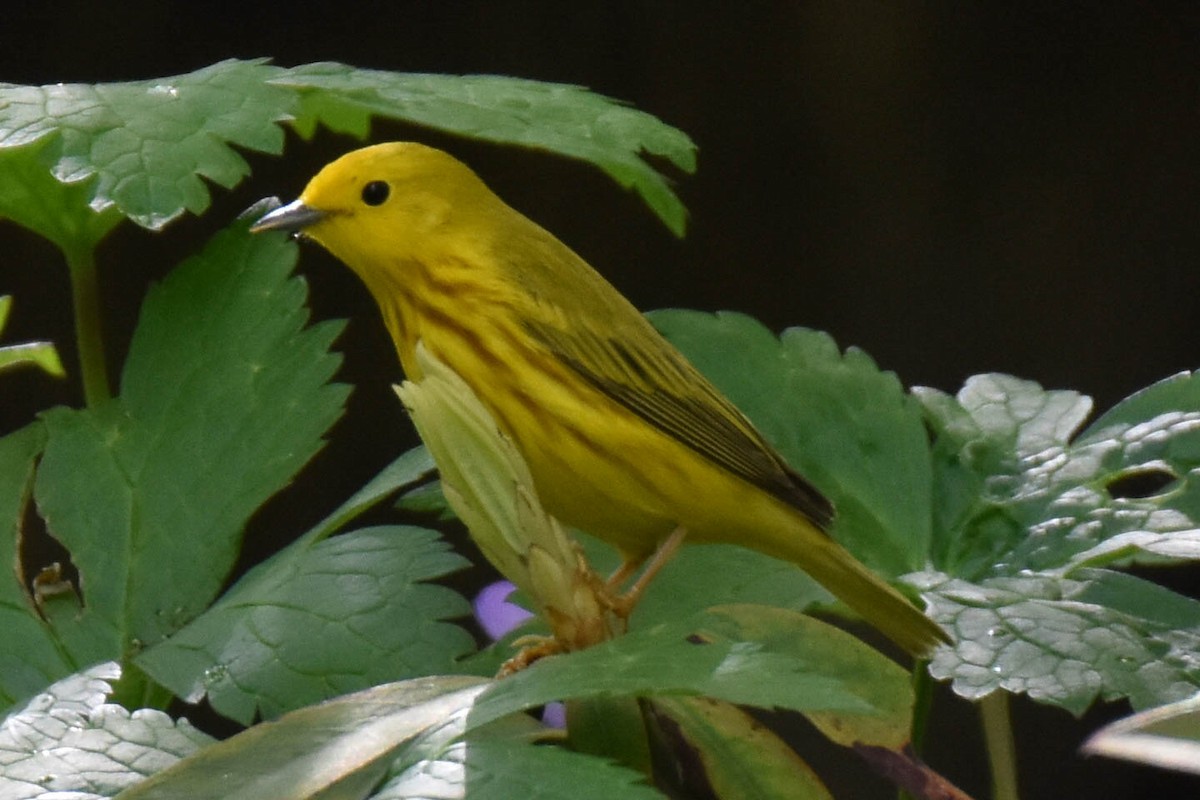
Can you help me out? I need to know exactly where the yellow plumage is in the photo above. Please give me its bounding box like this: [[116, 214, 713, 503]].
[[252, 142, 948, 657]]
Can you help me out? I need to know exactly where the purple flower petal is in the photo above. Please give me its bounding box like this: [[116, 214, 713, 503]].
[[474, 580, 534, 641], [542, 702, 566, 728]]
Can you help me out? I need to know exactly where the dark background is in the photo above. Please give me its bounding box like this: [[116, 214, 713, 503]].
[[3, 3, 1200, 797]]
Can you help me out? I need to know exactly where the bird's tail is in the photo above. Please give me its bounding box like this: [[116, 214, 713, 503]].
[[784, 534, 949, 658]]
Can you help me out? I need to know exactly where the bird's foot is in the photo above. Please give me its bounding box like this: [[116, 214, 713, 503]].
[[498, 634, 565, 677], [601, 526, 688, 621]]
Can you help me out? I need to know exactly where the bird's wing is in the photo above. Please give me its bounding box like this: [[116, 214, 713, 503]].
[[523, 314, 835, 530]]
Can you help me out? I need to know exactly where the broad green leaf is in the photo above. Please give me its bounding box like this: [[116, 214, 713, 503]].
[[1064, 371, 1200, 568], [135, 445, 454, 725], [914, 568, 1200, 714], [0, 423, 77, 713], [25, 220, 346, 685], [915, 372, 1200, 711], [277, 64, 696, 236], [916, 374, 1096, 577], [380, 736, 665, 800], [649, 310, 933, 576], [137, 525, 474, 725], [0, 296, 65, 377], [1085, 369, 1200, 434], [0, 662, 212, 800], [916, 372, 1200, 578], [116, 602, 908, 800], [645, 696, 831, 800], [0, 59, 291, 240], [1083, 690, 1200, 775], [0, 60, 692, 246], [114, 676, 488, 800], [473, 604, 913, 749], [0, 136, 122, 253]]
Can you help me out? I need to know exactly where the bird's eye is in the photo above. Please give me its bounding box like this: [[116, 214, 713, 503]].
[[361, 180, 390, 206]]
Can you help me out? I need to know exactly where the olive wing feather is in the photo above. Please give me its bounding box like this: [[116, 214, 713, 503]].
[[523, 316, 835, 531]]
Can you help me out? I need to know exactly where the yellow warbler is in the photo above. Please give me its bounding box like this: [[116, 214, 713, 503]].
[[252, 142, 948, 657]]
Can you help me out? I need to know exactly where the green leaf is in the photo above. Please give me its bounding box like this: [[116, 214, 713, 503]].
[[0, 423, 81, 713], [115, 601, 907, 800], [914, 372, 1200, 711], [138, 605, 899, 798], [648, 310, 933, 576], [136, 446, 460, 724], [917, 371, 1200, 578], [0, 662, 213, 799], [0, 60, 693, 246], [916, 374, 1094, 577], [0, 340, 65, 379], [473, 604, 913, 750], [1083, 690, 1200, 775], [310, 445, 437, 541], [113, 676, 489, 800], [275, 64, 696, 236], [137, 525, 475, 725], [29, 405, 136, 665], [0, 136, 123, 253], [1085, 369, 1200, 434], [379, 736, 666, 800], [0, 296, 65, 378], [645, 696, 832, 800], [0, 59, 292, 240], [914, 568, 1200, 714], [22, 220, 346, 688], [394, 477, 455, 520]]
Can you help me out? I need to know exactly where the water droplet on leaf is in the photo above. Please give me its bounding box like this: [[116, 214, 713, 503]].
[[201, 664, 229, 687]]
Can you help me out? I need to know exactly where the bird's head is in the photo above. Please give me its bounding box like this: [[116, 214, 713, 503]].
[[251, 141, 498, 269]]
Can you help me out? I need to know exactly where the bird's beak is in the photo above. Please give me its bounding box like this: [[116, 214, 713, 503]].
[[249, 198, 327, 234]]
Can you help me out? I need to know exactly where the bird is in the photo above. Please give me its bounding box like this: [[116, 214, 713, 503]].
[[251, 142, 948, 657]]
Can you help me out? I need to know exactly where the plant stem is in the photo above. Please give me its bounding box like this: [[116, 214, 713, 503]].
[[64, 243, 111, 406], [981, 691, 1019, 800], [898, 663, 934, 800], [910, 661, 934, 757]]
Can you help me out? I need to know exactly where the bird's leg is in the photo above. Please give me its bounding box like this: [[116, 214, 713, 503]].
[[604, 526, 688, 620], [501, 530, 689, 673], [604, 557, 643, 594]]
